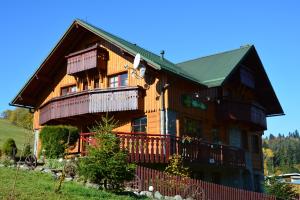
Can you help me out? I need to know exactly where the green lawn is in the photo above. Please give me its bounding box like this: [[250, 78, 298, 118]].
[[0, 167, 144, 200], [0, 119, 32, 149]]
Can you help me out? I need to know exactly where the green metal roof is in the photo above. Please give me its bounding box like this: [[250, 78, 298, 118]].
[[177, 45, 253, 87], [76, 19, 200, 84]]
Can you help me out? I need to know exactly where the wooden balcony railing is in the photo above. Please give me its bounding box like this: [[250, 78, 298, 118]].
[[66, 44, 108, 75], [39, 87, 143, 124], [80, 132, 245, 168], [217, 100, 267, 129]]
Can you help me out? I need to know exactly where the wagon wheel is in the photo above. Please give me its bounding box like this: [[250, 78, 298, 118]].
[[25, 155, 37, 169], [124, 175, 142, 192], [184, 184, 208, 200]]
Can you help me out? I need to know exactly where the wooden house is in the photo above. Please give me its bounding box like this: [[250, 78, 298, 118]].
[[10, 19, 284, 192]]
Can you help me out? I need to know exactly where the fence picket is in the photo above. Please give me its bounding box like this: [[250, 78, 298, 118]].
[[129, 165, 276, 200]]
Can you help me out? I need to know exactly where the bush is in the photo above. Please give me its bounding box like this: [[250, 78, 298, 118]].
[[40, 125, 79, 159], [78, 115, 136, 191], [2, 138, 17, 158], [64, 159, 77, 177], [165, 154, 190, 178], [265, 177, 297, 200]]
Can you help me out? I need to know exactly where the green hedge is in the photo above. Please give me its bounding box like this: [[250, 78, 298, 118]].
[[2, 138, 17, 158], [39, 125, 79, 159]]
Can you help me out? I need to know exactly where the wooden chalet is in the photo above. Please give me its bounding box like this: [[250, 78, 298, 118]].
[[10, 19, 284, 192]]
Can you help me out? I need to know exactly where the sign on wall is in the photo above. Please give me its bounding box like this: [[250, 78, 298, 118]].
[[181, 94, 207, 110]]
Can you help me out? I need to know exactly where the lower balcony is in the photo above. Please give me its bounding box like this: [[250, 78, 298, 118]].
[[39, 87, 143, 125], [80, 132, 245, 168]]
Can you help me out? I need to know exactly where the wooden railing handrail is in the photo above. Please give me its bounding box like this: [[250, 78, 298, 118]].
[[80, 131, 246, 166], [80, 132, 245, 151], [39, 86, 142, 109]]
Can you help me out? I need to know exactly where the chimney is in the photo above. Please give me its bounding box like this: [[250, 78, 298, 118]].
[[160, 50, 165, 59]]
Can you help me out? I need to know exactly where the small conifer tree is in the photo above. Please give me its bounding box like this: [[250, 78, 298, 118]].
[[78, 114, 136, 190]]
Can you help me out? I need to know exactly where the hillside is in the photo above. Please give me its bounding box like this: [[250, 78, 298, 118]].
[[0, 118, 32, 149], [263, 130, 300, 175]]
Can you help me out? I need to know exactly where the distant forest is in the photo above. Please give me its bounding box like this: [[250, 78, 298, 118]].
[[263, 130, 300, 176]]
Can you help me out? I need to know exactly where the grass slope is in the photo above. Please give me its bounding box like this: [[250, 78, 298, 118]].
[[0, 167, 144, 200], [0, 119, 32, 149]]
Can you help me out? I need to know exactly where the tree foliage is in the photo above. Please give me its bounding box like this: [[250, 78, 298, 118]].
[[78, 115, 136, 191], [264, 177, 297, 200], [39, 125, 79, 159], [263, 130, 300, 174], [1, 108, 33, 130]]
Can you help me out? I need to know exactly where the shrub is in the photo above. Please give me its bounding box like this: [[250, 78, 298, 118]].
[[2, 138, 17, 158], [265, 177, 297, 200], [40, 125, 79, 158], [64, 159, 77, 177], [78, 115, 136, 191], [165, 154, 190, 178]]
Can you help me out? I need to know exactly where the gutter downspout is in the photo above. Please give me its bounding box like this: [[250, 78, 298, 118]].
[[160, 83, 170, 136]]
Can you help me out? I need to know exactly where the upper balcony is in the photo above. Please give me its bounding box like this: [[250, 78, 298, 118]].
[[66, 43, 108, 75], [39, 87, 143, 125], [217, 100, 267, 130]]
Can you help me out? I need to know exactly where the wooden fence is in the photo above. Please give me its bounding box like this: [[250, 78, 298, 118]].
[[125, 165, 276, 200]]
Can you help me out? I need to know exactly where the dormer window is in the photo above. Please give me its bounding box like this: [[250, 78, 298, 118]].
[[240, 67, 255, 88]]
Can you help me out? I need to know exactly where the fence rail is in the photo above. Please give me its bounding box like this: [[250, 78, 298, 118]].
[[125, 165, 276, 200]]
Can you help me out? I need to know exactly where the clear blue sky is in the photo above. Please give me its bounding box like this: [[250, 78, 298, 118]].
[[0, 1, 299, 136]]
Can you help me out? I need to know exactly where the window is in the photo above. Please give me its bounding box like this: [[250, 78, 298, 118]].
[[183, 118, 202, 137], [240, 67, 255, 88], [109, 73, 128, 88], [60, 85, 77, 96], [251, 134, 260, 153], [94, 78, 100, 89], [132, 116, 147, 133]]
